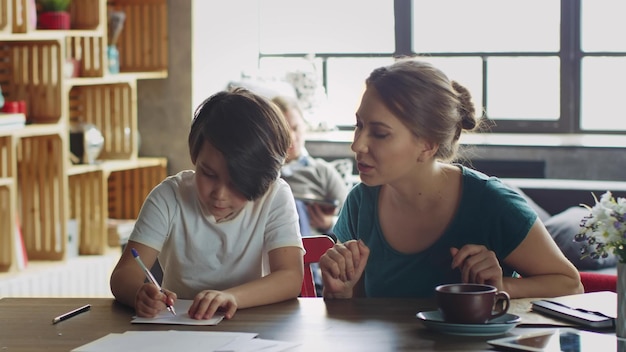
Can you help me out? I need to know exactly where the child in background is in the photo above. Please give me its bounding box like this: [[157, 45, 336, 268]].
[[110, 88, 304, 319], [272, 95, 349, 236]]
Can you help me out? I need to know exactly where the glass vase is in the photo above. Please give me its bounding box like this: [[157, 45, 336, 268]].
[[618, 262, 626, 338], [107, 45, 120, 74]]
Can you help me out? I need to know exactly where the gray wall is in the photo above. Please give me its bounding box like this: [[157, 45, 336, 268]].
[[136, 0, 193, 174]]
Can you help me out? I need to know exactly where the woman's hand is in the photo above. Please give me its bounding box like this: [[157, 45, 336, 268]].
[[307, 203, 335, 231], [450, 245, 504, 290], [134, 284, 177, 318], [320, 239, 369, 298], [188, 290, 238, 320]]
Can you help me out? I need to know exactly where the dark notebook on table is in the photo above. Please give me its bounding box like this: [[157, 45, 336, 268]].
[[530, 291, 616, 329]]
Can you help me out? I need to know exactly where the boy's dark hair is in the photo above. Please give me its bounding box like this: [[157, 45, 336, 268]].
[[188, 88, 291, 200]]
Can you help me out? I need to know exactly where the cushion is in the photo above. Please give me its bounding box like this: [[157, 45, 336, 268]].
[[329, 158, 355, 188], [545, 206, 618, 270]]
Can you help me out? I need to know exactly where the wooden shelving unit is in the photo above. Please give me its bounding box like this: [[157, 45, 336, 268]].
[[0, 0, 168, 272]]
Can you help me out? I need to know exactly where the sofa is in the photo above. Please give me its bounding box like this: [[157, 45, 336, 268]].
[[501, 178, 626, 293]]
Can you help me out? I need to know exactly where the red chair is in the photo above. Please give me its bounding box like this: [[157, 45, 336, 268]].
[[301, 235, 335, 297], [579, 271, 617, 293]]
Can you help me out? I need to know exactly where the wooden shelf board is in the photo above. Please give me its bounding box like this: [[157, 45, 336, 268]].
[[0, 29, 104, 41], [66, 71, 167, 87], [124, 71, 168, 80], [0, 178, 13, 187], [69, 157, 167, 176], [8, 124, 62, 138]]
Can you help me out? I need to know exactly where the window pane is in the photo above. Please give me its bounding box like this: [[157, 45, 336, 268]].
[[581, 57, 626, 131], [325, 57, 395, 127], [412, 0, 559, 53], [258, 57, 327, 114], [581, 0, 626, 52], [486, 57, 560, 120], [259, 0, 394, 54]]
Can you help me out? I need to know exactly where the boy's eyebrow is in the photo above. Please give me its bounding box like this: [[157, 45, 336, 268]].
[[197, 162, 214, 172]]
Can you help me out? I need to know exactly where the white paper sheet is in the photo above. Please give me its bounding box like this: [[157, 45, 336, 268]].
[[71, 330, 301, 352], [131, 299, 224, 325], [71, 331, 259, 352], [215, 338, 300, 352]]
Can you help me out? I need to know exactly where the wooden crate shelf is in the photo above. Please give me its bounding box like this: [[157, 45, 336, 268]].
[[69, 82, 136, 160], [0, 40, 63, 124], [0, 178, 15, 272], [65, 35, 105, 78], [67, 157, 166, 254], [0, 0, 9, 34], [69, 170, 106, 255], [107, 157, 166, 219], [68, 0, 104, 31], [0, 0, 102, 34], [0, 134, 17, 272], [0, 133, 15, 178], [108, 0, 168, 73], [0, 0, 168, 275], [9, 0, 26, 34], [17, 133, 66, 261]]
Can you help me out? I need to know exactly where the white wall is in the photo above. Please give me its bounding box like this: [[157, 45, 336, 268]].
[[192, 0, 260, 110]]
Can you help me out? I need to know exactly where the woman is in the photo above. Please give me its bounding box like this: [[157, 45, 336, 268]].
[[319, 59, 583, 299]]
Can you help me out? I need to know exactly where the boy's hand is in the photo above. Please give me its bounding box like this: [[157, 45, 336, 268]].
[[188, 290, 238, 320], [134, 283, 177, 318]]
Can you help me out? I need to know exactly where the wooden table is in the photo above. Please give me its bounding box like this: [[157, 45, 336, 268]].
[[0, 297, 558, 351]]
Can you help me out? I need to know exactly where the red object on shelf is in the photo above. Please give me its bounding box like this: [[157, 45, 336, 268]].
[[17, 101, 26, 115], [38, 11, 70, 30], [2, 101, 19, 113]]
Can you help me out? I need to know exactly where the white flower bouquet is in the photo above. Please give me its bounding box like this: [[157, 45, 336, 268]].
[[575, 191, 626, 263]]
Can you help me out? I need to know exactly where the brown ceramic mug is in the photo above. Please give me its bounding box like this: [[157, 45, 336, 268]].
[[435, 283, 510, 324]]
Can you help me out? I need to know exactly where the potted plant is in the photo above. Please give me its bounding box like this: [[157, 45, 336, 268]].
[[37, 0, 71, 30]]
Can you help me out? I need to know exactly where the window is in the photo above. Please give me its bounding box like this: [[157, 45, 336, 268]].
[[580, 0, 626, 131], [257, 0, 626, 134]]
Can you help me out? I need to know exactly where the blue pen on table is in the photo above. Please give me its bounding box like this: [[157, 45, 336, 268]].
[[131, 248, 176, 316]]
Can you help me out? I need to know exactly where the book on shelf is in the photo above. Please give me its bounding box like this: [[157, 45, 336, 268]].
[[0, 113, 26, 131]]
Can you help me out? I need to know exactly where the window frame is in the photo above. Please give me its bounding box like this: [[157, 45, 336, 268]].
[[258, 0, 623, 135]]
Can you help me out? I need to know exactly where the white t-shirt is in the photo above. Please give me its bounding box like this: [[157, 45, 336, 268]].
[[130, 170, 304, 299]]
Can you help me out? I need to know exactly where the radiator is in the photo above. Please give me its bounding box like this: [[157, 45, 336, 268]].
[[0, 253, 119, 298]]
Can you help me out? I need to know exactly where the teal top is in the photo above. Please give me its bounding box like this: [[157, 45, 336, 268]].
[[332, 165, 536, 298]]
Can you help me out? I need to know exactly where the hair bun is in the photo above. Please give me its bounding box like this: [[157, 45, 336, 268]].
[[451, 81, 477, 131]]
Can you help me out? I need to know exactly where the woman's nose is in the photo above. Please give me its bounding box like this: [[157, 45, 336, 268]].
[[351, 132, 366, 154]]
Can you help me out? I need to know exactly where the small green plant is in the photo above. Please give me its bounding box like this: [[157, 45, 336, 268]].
[[37, 0, 71, 12]]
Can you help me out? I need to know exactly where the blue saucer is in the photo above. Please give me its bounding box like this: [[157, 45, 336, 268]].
[[416, 310, 521, 336]]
